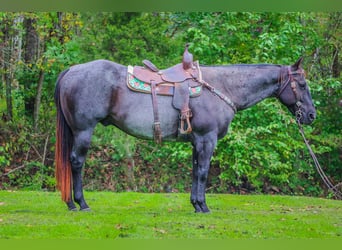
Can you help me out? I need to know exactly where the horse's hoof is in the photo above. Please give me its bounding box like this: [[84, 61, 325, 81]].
[[194, 210, 211, 214], [201, 207, 210, 213], [80, 207, 91, 212], [194, 206, 210, 213]]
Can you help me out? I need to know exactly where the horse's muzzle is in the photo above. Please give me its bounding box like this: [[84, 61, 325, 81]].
[[293, 102, 316, 125], [297, 109, 316, 125]]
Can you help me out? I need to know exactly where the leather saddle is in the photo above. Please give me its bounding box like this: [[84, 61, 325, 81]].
[[127, 44, 201, 143]]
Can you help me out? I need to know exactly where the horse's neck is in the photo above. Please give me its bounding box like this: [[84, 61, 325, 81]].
[[201, 65, 281, 111]]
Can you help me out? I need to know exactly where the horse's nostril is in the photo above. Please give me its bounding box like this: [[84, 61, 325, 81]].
[[309, 112, 316, 121]]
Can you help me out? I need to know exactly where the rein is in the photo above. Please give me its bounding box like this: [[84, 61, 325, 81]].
[[296, 118, 342, 199]]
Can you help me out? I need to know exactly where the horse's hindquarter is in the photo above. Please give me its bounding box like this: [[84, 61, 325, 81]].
[[59, 60, 120, 131]]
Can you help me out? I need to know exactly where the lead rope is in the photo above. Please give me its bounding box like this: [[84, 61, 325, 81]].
[[296, 115, 342, 199]]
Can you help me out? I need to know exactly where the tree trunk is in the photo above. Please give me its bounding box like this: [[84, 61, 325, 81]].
[[329, 12, 341, 78], [23, 16, 39, 118], [1, 16, 13, 120], [332, 47, 340, 78], [33, 68, 44, 131], [4, 69, 13, 120]]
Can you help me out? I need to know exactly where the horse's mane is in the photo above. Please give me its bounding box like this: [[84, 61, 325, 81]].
[[200, 63, 282, 68]]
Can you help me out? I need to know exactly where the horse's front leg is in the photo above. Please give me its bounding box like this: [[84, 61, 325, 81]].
[[190, 147, 201, 212], [190, 132, 217, 213]]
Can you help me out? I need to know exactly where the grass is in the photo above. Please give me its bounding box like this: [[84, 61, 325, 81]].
[[0, 190, 341, 239]]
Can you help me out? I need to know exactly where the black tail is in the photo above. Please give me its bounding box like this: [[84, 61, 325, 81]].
[[54, 69, 73, 202]]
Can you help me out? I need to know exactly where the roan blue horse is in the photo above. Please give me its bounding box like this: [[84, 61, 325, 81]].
[[54, 49, 316, 213]]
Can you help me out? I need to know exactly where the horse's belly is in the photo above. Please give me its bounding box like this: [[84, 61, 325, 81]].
[[112, 94, 181, 141]]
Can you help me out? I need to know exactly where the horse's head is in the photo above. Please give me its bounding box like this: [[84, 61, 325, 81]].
[[277, 58, 316, 125]]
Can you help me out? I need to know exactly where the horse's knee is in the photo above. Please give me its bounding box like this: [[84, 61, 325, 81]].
[[198, 167, 209, 182]]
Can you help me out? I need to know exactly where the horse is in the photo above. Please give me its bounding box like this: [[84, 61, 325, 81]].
[[54, 57, 316, 213]]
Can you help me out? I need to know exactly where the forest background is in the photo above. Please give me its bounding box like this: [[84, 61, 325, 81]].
[[0, 12, 341, 198]]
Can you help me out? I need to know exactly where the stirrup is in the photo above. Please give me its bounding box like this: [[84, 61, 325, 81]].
[[179, 109, 192, 134]]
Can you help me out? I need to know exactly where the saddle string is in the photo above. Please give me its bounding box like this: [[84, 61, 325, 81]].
[[296, 117, 342, 199], [195, 63, 237, 113]]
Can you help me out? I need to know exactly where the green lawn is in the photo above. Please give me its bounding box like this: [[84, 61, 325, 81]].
[[0, 190, 341, 239]]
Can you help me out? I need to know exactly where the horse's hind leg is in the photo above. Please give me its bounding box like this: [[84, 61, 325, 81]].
[[69, 128, 94, 211]]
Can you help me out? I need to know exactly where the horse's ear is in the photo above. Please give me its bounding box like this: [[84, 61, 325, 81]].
[[292, 57, 303, 70]]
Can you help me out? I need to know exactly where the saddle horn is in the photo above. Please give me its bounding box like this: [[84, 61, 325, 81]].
[[182, 43, 193, 70]]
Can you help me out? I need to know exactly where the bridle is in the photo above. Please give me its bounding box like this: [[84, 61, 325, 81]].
[[277, 66, 305, 121]]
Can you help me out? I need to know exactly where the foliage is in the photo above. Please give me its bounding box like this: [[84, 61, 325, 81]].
[[215, 100, 301, 191], [77, 12, 183, 66], [169, 12, 320, 65], [0, 12, 341, 197], [308, 77, 342, 184]]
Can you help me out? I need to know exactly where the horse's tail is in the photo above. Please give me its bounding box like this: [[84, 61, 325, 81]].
[[54, 69, 72, 202]]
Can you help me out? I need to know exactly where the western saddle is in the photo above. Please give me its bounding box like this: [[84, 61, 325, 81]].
[[127, 44, 202, 143]]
